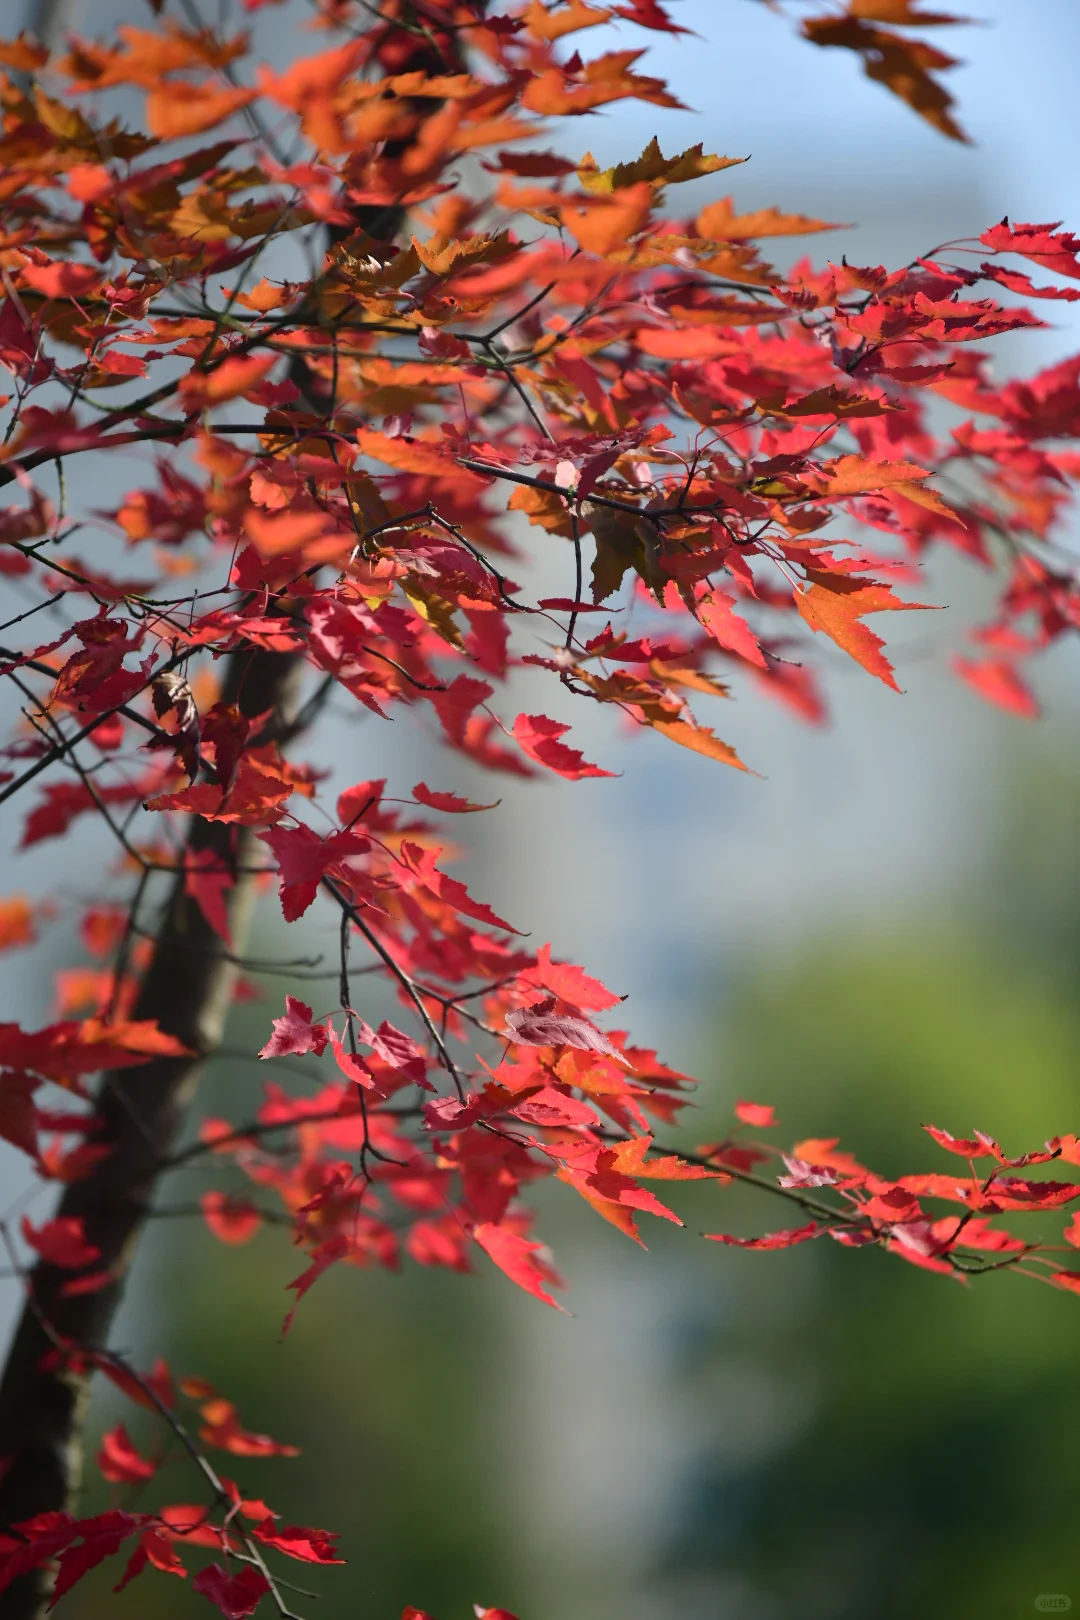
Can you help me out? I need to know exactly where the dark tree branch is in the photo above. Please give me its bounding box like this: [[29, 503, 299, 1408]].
[[0, 7, 491, 1610], [0, 645, 304, 1620]]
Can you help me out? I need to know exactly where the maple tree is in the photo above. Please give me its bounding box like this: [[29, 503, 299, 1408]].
[[0, 0, 1077, 1615]]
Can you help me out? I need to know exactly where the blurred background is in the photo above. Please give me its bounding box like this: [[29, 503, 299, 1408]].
[[4, 1, 1080, 1617]]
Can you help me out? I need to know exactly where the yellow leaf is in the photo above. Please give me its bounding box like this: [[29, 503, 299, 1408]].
[[400, 582, 464, 650], [578, 138, 743, 195], [410, 230, 514, 278]]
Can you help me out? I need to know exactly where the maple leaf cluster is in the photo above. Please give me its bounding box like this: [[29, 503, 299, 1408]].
[[0, 1, 1078, 1614]]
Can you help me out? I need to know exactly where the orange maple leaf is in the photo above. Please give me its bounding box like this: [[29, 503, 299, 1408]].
[[561, 183, 654, 259], [795, 571, 935, 689], [522, 1, 613, 41], [696, 196, 843, 241], [145, 81, 255, 140]]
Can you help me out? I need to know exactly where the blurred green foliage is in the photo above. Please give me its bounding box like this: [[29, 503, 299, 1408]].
[[658, 932, 1080, 1620], [75, 751, 1080, 1620]]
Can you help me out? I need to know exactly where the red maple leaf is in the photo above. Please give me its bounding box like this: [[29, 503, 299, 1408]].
[[473, 1222, 565, 1310], [97, 1425, 156, 1485], [192, 1563, 271, 1618], [511, 714, 615, 780], [259, 997, 329, 1060]]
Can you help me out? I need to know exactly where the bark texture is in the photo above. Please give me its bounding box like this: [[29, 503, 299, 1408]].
[[0, 647, 302, 1620], [0, 11, 482, 1614]]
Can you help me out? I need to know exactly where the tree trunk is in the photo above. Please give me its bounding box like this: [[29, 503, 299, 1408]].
[[0, 646, 303, 1620], [0, 10, 485, 1612]]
